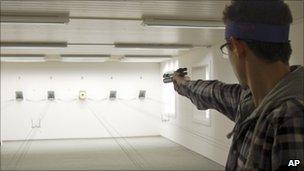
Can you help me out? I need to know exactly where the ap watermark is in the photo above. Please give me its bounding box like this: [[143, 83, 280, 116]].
[[288, 160, 301, 167]]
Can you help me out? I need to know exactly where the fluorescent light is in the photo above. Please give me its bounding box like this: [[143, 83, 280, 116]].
[[122, 55, 173, 62], [61, 54, 110, 62], [125, 55, 173, 58], [61, 57, 109, 62], [115, 43, 193, 50], [1, 54, 46, 62], [0, 12, 70, 24], [142, 18, 225, 29], [0, 42, 67, 49]]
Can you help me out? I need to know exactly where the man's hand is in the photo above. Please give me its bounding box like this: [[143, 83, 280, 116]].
[[172, 71, 191, 96]]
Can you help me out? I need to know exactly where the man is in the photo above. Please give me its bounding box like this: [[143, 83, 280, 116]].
[[173, 0, 303, 170]]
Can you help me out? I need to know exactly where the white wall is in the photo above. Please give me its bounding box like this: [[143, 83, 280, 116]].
[[160, 19, 304, 166], [1, 62, 162, 141], [290, 19, 304, 66], [160, 47, 236, 166]]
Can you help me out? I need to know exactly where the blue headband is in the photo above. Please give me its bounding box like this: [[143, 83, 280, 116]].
[[225, 22, 290, 43]]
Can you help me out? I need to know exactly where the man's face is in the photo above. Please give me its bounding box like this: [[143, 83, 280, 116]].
[[227, 39, 248, 87]]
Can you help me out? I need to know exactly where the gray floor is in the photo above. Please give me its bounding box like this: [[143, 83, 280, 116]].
[[1, 136, 224, 170]]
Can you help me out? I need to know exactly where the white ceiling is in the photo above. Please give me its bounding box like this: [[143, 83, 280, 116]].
[[0, 0, 303, 59]]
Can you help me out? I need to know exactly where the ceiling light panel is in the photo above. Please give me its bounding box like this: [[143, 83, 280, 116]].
[[0, 12, 70, 24], [142, 18, 225, 29], [0, 42, 68, 49], [61, 54, 110, 62], [115, 43, 193, 50], [122, 55, 173, 62], [0, 54, 46, 62]]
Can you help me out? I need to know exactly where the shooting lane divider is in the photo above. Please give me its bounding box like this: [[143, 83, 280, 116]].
[[6, 102, 52, 170], [85, 102, 146, 169]]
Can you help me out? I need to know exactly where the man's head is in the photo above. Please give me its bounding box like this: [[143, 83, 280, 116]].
[[222, 0, 293, 87]]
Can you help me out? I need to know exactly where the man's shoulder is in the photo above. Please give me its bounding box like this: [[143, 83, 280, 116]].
[[267, 98, 304, 127]]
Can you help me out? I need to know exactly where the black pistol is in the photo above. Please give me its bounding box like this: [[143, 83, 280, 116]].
[[163, 68, 187, 83]]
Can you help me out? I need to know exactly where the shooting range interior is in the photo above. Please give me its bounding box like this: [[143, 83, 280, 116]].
[[0, 1, 303, 170]]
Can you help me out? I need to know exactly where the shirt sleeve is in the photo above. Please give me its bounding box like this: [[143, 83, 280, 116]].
[[271, 100, 304, 171], [175, 79, 244, 121]]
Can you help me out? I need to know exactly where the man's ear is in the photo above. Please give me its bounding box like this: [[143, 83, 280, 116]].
[[230, 37, 247, 59]]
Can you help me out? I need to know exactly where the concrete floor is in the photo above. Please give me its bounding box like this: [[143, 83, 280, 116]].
[[1, 136, 224, 170]]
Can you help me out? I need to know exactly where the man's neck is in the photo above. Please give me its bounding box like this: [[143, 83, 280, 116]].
[[247, 61, 290, 107]]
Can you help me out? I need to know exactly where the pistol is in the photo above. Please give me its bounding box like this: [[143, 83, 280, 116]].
[[163, 68, 187, 83]]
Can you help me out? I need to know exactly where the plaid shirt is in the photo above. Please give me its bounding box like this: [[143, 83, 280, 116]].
[[175, 66, 304, 170]]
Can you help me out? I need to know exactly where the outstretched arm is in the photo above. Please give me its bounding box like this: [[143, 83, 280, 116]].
[[173, 73, 244, 122]]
